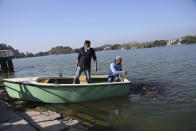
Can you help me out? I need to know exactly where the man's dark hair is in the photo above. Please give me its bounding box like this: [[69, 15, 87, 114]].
[[84, 40, 91, 45]]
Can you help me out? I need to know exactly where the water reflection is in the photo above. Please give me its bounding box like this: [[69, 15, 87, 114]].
[[45, 96, 129, 128]]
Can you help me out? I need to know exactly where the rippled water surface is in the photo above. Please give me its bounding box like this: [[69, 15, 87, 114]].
[[8, 45, 196, 130]]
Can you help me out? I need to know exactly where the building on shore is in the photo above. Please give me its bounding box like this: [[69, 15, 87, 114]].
[[167, 40, 175, 46]]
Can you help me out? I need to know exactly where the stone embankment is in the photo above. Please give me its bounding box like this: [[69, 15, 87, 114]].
[[0, 88, 87, 131]]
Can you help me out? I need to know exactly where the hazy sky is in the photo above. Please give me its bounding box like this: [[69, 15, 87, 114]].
[[0, 0, 196, 53]]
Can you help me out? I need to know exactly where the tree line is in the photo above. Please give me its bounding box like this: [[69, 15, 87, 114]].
[[0, 35, 196, 58]]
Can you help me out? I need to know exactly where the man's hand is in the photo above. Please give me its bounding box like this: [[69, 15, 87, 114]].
[[123, 71, 127, 75], [75, 66, 78, 71]]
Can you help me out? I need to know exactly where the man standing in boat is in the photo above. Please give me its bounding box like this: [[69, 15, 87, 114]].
[[73, 40, 97, 84]]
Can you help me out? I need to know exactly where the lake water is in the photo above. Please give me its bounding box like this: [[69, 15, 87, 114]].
[[8, 45, 196, 130]]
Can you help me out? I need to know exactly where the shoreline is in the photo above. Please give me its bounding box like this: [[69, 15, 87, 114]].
[[13, 42, 196, 59], [0, 87, 88, 131]]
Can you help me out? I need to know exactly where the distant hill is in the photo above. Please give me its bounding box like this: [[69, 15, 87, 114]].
[[48, 46, 72, 55], [180, 35, 196, 44], [1, 35, 196, 58]]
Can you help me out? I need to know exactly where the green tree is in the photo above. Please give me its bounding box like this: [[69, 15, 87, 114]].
[[181, 36, 196, 44]]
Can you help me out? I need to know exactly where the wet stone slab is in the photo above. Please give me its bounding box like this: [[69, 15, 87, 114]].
[[0, 100, 36, 131], [19, 110, 86, 131], [0, 87, 87, 131]]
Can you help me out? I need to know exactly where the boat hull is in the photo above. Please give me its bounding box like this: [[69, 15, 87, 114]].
[[4, 81, 130, 103]]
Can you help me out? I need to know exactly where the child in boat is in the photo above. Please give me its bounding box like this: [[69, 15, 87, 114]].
[[108, 56, 127, 82]]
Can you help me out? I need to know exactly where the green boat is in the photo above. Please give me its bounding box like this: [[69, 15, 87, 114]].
[[3, 75, 131, 103]]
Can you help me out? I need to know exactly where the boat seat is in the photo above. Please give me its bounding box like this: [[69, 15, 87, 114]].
[[45, 78, 50, 83], [44, 78, 57, 84], [79, 76, 88, 84]]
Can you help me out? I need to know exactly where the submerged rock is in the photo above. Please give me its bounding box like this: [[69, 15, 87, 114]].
[[129, 83, 165, 102]]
